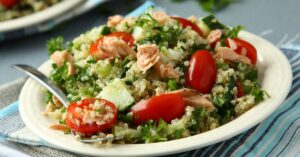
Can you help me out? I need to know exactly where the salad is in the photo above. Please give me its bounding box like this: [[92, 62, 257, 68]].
[[0, 0, 61, 21], [44, 9, 268, 144]]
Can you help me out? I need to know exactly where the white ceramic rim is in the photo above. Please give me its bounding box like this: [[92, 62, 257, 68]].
[[19, 31, 292, 157], [0, 0, 84, 32]]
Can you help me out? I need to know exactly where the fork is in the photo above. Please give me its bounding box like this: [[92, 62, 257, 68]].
[[13, 64, 122, 143]]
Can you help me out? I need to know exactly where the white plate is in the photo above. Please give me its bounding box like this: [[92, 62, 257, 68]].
[[19, 31, 292, 157], [0, 0, 84, 32]]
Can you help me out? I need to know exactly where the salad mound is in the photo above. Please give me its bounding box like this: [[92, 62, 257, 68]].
[[45, 9, 268, 144]]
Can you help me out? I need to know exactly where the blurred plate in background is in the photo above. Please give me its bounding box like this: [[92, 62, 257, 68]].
[[0, 0, 106, 41]]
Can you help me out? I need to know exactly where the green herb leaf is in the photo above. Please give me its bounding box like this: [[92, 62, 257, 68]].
[[47, 36, 64, 56], [45, 91, 53, 103], [87, 57, 98, 64], [61, 107, 66, 113], [172, 129, 184, 139], [118, 113, 133, 125], [250, 83, 269, 103], [212, 95, 226, 107], [237, 63, 258, 82], [101, 26, 113, 35], [50, 63, 69, 84], [226, 25, 244, 38], [140, 119, 168, 143], [212, 76, 236, 124], [120, 56, 131, 78], [188, 108, 206, 132], [59, 119, 66, 124], [167, 79, 179, 91]]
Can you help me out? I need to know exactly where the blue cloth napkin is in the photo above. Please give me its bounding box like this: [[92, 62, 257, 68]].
[[1, 1, 300, 156]]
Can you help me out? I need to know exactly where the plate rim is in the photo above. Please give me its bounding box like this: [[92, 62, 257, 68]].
[[19, 30, 293, 156], [0, 0, 84, 32]]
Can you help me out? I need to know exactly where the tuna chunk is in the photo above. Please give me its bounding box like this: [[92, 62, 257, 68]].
[[137, 44, 160, 73], [207, 29, 222, 44], [97, 36, 135, 59], [216, 47, 251, 64], [107, 15, 124, 27], [50, 50, 73, 67], [170, 88, 215, 112], [154, 62, 180, 81], [50, 50, 75, 76], [151, 11, 170, 24]]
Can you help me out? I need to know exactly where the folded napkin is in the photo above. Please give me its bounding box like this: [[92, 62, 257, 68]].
[[1, 1, 300, 156]]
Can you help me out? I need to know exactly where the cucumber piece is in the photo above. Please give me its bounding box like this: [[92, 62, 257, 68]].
[[202, 15, 227, 30], [198, 19, 211, 37], [98, 78, 135, 111], [132, 26, 143, 41]]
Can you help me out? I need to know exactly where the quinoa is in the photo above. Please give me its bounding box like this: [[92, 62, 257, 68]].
[[45, 9, 268, 144]]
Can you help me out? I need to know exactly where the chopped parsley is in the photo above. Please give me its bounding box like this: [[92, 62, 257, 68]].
[[45, 91, 53, 103], [140, 119, 168, 143], [87, 57, 98, 64], [118, 113, 133, 125], [188, 108, 206, 132], [101, 26, 113, 35], [237, 63, 258, 82], [47, 36, 64, 56], [60, 107, 66, 113], [212, 76, 236, 124], [226, 25, 244, 38], [120, 56, 131, 78], [249, 83, 270, 103], [59, 119, 66, 124], [136, 12, 182, 48], [167, 79, 179, 91]]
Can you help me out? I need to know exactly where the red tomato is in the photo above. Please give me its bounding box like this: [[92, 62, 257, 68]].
[[236, 79, 244, 98], [66, 98, 117, 134], [90, 32, 134, 59], [225, 38, 257, 64], [187, 50, 217, 94], [131, 94, 185, 125], [172, 16, 203, 37], [0, 0, 18, 9]]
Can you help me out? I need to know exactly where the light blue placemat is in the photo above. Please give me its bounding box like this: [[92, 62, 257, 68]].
[[1, 1, 300, 156]]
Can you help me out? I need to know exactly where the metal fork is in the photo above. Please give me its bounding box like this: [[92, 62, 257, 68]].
[[13, 64, 122, 143]]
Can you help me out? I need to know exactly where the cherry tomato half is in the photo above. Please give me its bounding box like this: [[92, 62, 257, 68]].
[[0, 0, 19, 9], [236, 79, 244, 98], [131, 94, 185, 125], [90, 32, 134, 59], [172, 16, 203, 37], [66, 98, 117, 134], [187, 50, 217, 94], [225, 38, 257, 64]]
